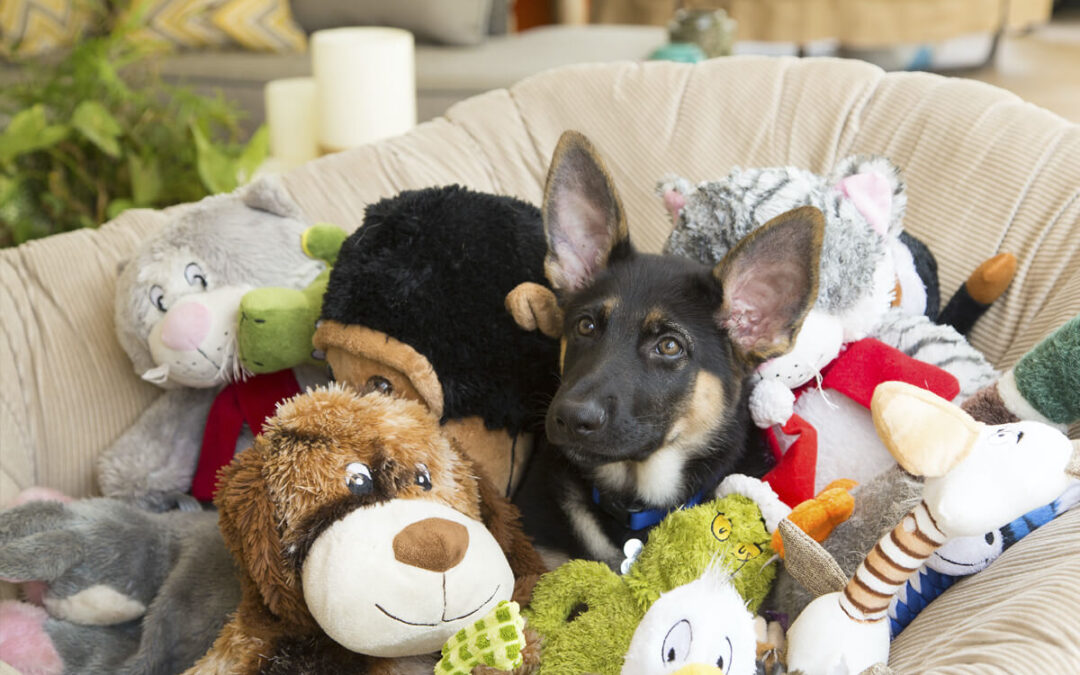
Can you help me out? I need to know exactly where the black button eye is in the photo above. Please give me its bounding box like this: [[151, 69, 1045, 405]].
[[415, 463, 432, 491], [149, 285, 167, 312], [364, 375, 393, 396], [345, 462, 373, 496], [985, 531, 995, 545], [184, 262, 207, 289]]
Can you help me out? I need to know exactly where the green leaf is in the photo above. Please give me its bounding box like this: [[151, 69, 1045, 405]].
[[0, 175, 54, 244], [71, 100, 123, 158], [191, 122, 237, 194], [106, 197, 136, 220], [234, 125, 269, 185], [0, 105, 70, 164], [128, 154, 163, 205]]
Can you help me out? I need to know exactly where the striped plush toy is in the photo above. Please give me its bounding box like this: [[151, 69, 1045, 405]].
[[784, 382, 1080, 675]]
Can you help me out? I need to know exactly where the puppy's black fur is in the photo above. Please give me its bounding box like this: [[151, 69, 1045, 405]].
[[515, 132, 824, 566]]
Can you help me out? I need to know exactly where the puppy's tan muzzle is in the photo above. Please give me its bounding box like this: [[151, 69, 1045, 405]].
[[392, 517, 469, 572]]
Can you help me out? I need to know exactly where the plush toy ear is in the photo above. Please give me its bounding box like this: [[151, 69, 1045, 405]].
[[215, 443, 310, 626], [831, 155, 906, 237], [871, 382, 981, 477], [542, 131, 632, 293], [241, 175, 305, 221], [505, 282, 563, 338], [838, 172, 892, 236], [777, 520, 847, 597], [713, 206, 824, 364]]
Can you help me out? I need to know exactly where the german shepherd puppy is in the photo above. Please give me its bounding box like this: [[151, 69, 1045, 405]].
[[514, 131, 825, 566]]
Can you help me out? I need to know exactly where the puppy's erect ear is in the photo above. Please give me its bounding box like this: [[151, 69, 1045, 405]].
[[714, 206, 824, 364], [542, 131, 632, 293], [215, 442, 312, 628]]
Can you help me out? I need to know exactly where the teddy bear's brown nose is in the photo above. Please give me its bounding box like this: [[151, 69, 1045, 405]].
[[392, 517, 469, 572]]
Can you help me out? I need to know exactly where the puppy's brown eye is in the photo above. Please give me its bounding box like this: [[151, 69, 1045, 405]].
[[364, 375, 393, 395], [577, 317, 596, 336], [656, 337, 684, 357], [415, 463, 432, 491]]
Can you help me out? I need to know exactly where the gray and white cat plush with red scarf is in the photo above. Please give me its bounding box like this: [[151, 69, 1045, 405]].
[[100, 176, 329, 507], [658, 157, 998, 505]]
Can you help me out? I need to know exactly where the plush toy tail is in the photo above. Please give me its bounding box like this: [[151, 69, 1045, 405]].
[[937, 253, 1017, 336]]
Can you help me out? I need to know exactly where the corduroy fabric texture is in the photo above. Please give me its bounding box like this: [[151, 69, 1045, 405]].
[[4, 56, 1078, 496], [1, 57, 1078, 671]]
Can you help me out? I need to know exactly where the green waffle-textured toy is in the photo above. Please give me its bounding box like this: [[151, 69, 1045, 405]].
[[436, 600, 526, 674]]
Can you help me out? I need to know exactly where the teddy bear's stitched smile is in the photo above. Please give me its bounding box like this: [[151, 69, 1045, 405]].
[[374, 582, 502, 627]]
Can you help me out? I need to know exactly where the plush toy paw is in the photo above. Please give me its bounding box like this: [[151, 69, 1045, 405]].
[[749, 378, 795, 428], [0, 601, 64, 675]]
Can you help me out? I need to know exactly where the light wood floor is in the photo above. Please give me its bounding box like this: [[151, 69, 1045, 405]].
[[965, 7, 1080, 122]]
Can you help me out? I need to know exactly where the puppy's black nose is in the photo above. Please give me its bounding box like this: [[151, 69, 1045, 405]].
[[552, 399, 607, 439]]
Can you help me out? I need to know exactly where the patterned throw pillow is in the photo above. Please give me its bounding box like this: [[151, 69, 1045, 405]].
[[125, 0, 305, 52], [1, 0, 94, 58]]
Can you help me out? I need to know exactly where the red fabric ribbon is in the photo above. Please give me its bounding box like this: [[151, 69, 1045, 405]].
[[762, 337, 959, 506], [190, 370, 302, 501]]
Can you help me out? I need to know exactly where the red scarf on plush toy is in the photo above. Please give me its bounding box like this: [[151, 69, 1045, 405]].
[[190, 370, 302, 501], [761, 338, 959, 507]]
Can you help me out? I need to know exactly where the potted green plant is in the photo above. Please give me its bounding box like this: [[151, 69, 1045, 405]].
[[0, 16, 268, 247]]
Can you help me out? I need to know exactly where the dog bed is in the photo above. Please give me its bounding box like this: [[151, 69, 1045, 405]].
[[2, 56, 1078, 672]]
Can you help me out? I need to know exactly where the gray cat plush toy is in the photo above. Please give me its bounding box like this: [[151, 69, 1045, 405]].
[[98, 175, 328, 506]]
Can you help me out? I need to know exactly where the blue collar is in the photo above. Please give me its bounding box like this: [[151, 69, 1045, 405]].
[[591, 484, 713, 531]]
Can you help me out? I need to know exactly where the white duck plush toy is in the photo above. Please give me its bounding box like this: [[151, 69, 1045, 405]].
[[621, 565, 758, 675]]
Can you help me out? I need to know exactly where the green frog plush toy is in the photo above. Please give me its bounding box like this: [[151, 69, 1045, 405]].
[[523, 486, 778, 675]]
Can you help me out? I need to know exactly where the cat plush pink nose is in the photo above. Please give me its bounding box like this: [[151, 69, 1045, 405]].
[[160, 301, 211, 351], [663, 189, 686, 220]]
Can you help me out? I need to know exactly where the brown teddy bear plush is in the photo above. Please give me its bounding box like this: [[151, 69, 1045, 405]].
[[186, 384, 546, 674]]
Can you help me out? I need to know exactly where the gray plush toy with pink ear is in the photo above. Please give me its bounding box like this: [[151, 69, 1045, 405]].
[[660, 155, 915, 341], [98, 176, 328, 506]]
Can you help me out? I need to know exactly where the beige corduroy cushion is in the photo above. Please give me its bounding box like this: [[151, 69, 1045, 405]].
[[3, 55, 1077, 498], [0, 57, 1077, 671]]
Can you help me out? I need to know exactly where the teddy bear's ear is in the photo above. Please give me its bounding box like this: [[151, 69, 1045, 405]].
[[215, 442, 310, 624]]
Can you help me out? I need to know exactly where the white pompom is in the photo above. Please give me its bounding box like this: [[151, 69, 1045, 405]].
[[749, 379, 795, 428]]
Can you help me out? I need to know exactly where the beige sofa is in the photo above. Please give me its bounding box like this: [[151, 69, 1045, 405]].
[[2, 57, 1079, 671]]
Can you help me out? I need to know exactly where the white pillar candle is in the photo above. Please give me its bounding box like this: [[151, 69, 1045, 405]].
[[264, 77, 319, 165], [312, 27, 417, 154]]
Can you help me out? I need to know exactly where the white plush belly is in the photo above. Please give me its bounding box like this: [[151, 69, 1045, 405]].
[[781, 388, 897, 493]]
